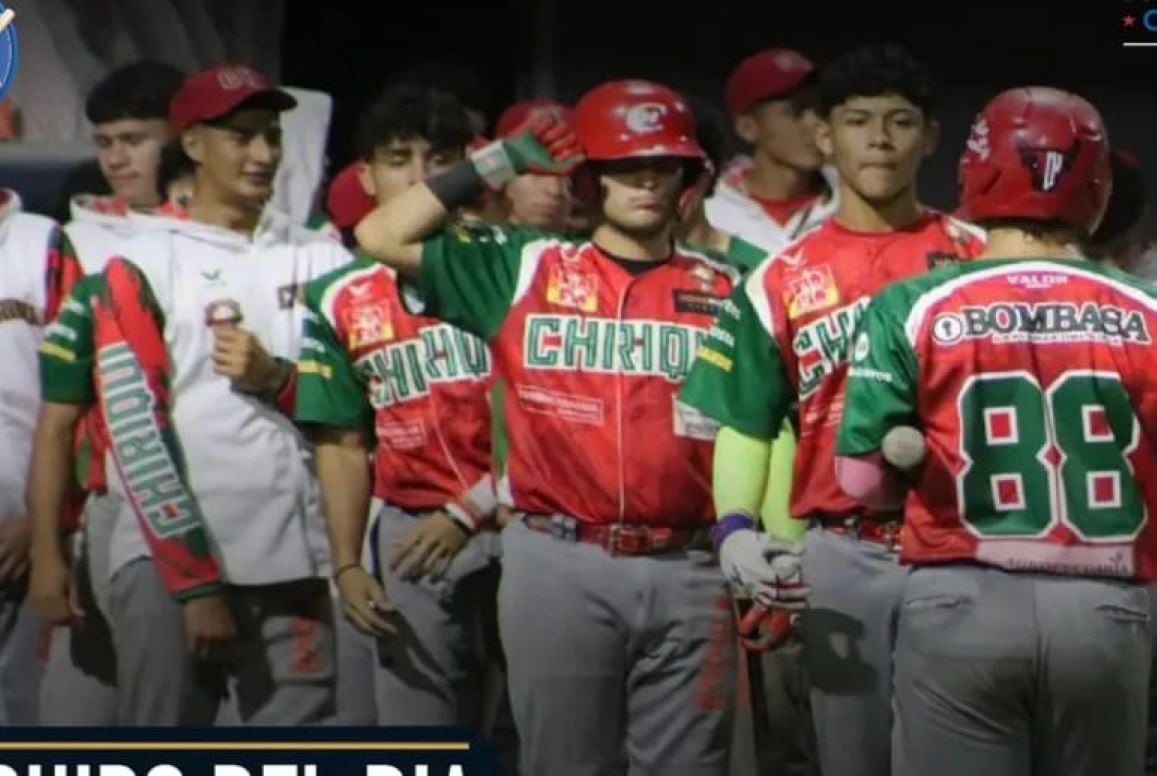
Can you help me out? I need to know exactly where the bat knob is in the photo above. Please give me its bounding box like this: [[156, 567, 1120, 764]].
[[882, 426, 926, 471]]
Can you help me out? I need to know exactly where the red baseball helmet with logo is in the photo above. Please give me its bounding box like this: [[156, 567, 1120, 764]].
[[957, 86, 1112, 235], [570, 79, 710, 217], [573, 79, 705, 162]]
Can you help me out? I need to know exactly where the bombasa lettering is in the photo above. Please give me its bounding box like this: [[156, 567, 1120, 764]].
[[524, 314, 706, 381], [931, 302, 1150, 346]]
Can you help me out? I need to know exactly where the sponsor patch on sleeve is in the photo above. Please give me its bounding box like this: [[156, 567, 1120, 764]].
[[672, 289, 724, 316]]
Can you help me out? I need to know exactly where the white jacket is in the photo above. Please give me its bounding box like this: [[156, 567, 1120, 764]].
[[705, 157, 840, 257], [0, 191, 59, 519], [102, 209, 353, 585]]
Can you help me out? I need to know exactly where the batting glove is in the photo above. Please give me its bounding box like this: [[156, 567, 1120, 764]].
[[720, 529, 809, 611], [469, 114, 584, 191]]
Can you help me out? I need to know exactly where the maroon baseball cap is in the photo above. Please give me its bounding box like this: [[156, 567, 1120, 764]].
[[495, 99, 572, 138], [170, 65, 296, 133], [725, 49, 815, 116]]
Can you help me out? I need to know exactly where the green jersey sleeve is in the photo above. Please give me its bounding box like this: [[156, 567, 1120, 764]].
[[725, 236, 768, 273], [677, 278, 794, 439], [837, 285, 919, 455], [294, 278, 372, 430], [40, 274, 101, 405], [416, 223, 543, 340]]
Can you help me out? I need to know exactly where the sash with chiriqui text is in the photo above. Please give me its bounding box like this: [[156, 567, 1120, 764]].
[[91, 258, 222, 599]]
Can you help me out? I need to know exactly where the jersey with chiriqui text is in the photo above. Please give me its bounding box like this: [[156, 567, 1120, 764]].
[[295, 257, 492, 515], [680, 212, 985, 521], [413, 223, 739, 527], [838, 258, 1157, 582]]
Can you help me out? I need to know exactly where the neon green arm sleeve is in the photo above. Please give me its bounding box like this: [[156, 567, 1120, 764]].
[[760, 421, 805, 540], [712, 426, 771, 519]]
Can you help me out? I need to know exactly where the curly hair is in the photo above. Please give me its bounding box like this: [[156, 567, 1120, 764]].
[[354, 83, 474, 160], [816, 43, 936, 119]]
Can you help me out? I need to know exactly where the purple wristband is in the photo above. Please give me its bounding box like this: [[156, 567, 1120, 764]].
[[710, 512, 758, 552]]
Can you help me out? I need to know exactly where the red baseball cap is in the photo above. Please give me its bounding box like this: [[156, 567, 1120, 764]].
[[325, 162, 376, 230], [725, 49, 815, 115], [495, 99, 572, 138], [170, 65, 297, 133]]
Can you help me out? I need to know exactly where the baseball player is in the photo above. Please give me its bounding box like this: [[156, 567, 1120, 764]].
[[38, 64, 190, 727], [835, 86, 1150, 776], [678, 43, 985, 776], [295, 83, 500, 728], [676, 101, 815, 775], [705, 48, 837, 257], [28, 64, 351, 725], [0, 189, 85, 725], [356, 78, 740, 774]]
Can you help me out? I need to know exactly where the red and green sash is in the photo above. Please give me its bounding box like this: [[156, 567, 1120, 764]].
[[90, 258, 223, 599]]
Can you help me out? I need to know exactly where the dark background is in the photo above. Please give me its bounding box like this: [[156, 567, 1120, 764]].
[[282, 0, 1156, 214]]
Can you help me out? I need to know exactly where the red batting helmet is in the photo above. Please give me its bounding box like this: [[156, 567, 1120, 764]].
[[572, 79, 705, 162], [957, 86, 1111, 235], [571, 79, 709, 218]]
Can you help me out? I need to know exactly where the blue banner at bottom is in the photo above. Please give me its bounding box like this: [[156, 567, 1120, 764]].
[[0, 728, 501, 776]]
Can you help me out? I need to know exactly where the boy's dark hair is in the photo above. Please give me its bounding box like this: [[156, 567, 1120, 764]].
[[355, 84, 475, 160], [385, 60, 493, 133], [85, 61, 186, 125], [816, 43, 936, 119]]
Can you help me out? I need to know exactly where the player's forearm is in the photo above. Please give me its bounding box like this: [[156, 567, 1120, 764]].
[[834, 452, 908, 511], [760, 421, 806, 540], [713, 426, 771, 520], [27, 403, 82, 563], [355, 178, 450, 277], [315, 438, 373, 569]]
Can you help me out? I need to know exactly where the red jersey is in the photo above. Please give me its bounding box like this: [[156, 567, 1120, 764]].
[[296, 259, 493, 518], [839, 258, 1157, 582], [680, 212, 985, 521], [415, 224, 739, 527]]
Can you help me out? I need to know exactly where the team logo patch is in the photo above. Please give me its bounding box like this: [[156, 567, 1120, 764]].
[[689, 264, 715, 291], [278, 283, 306, 309], [784, 264, 840, 319], [1018, 139, 1081, 192], [204, 299, 243, 328], [343, 301, 394, 350], [672, 289, 724, 316], [545, 264, 599, 312], [625, 102, 668, 134]]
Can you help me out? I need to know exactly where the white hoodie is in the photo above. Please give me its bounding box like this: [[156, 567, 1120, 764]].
[[0, 191, 60, 519], [99, 208, 353, 585], [705, 156, 840, 257]]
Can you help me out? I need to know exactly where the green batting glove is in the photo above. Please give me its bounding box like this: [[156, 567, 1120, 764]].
[[470, 114, 584, 191]]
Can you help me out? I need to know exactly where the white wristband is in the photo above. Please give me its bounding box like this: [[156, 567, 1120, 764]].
[[470, 141, 518, 191]]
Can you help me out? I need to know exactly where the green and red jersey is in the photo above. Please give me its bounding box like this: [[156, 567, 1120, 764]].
[[838, 258, 1157, 582], [409, 223, 739, 527], [679, 212, 985, 521], [295, 257, 493, 523]]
